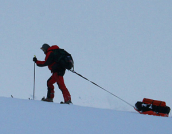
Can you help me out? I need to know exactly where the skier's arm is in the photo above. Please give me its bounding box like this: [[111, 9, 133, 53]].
[[36, 52, 54, 67]]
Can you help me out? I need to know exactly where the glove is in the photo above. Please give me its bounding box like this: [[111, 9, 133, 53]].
[[33, 57, 37, 63]]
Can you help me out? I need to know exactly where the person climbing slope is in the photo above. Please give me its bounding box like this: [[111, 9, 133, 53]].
[[33, 43, 72, 104]]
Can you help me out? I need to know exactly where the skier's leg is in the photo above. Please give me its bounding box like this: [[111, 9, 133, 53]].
[[47, 74, 56, 100], [54, 72, 71, 103]]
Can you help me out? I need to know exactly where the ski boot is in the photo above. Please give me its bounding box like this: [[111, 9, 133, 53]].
[[60, 100, 72, 104], [42, 97, 53, 102]]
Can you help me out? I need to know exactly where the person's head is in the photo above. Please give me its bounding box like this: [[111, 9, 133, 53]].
[[41, 43, 50, 54]]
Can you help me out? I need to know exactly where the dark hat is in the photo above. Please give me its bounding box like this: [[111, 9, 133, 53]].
[[41, 43, 50, 51]]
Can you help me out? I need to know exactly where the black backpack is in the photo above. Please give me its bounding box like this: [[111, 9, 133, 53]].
[[53, 49, 74, 70]]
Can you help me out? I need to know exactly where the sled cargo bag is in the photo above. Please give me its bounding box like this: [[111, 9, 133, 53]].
[[135, 98, 170, 117]]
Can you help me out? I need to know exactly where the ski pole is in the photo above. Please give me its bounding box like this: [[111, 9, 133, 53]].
[[70, 70, 134, 108], [33, 55, 36, 100]]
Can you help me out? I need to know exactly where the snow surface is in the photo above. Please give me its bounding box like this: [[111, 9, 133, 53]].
[[0, 97, 172, 134]]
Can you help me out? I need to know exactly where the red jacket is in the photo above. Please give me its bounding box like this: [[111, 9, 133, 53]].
[[36, 45, 59, 71]]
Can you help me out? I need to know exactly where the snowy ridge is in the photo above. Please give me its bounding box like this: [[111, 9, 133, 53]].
[[0, 97, 172, 134]]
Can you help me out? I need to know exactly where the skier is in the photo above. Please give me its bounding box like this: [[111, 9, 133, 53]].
[[33, 43, 72, 104]]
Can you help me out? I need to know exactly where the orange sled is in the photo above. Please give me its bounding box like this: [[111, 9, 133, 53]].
[[135, 98, 170, 117]]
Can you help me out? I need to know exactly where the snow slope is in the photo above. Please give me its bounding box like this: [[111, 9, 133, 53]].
[[0, 97, 171, 134]]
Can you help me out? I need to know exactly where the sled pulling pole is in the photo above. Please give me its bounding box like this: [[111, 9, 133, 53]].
[[70, 70, 134, 108]]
